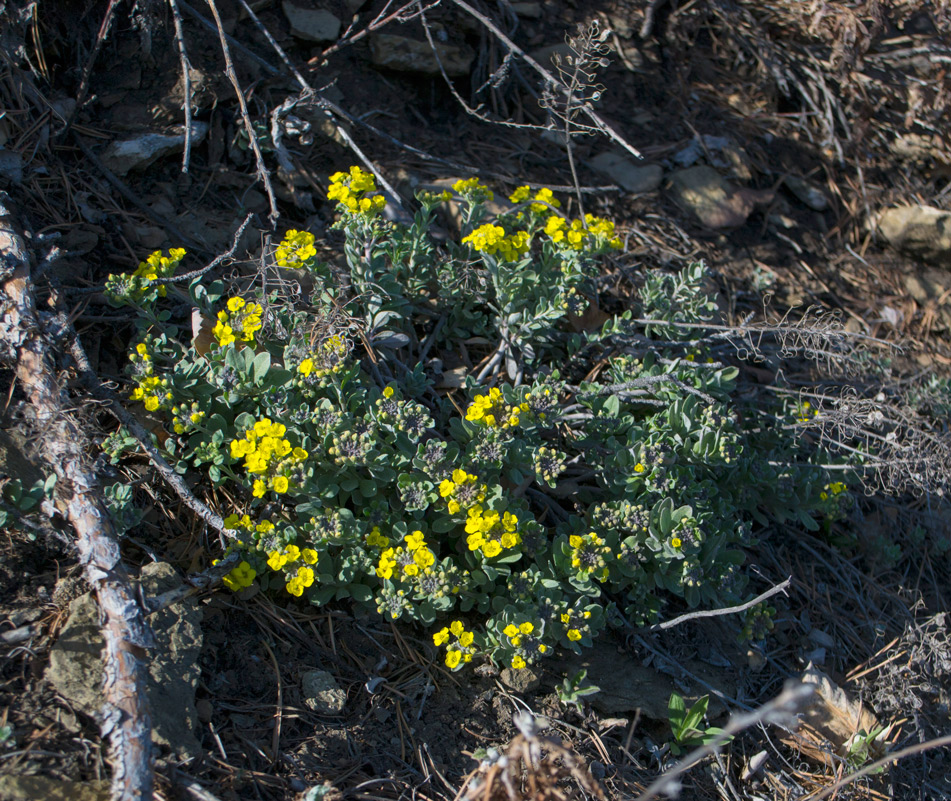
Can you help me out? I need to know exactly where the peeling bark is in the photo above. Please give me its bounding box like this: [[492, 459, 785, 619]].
[[0, 194, 155, 801]]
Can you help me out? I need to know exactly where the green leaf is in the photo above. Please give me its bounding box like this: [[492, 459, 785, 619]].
[[252, 351, 271, 384]]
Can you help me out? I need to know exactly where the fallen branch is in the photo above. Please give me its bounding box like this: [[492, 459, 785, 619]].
[[647, 576, 792, 632], [0, 193, 154, 800]]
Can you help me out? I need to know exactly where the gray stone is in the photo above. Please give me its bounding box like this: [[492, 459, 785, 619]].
[[548, 639, 736, 720], [587, 152, 662, 193], [101, 122, 209, 175], [879, 205, 951, 267], [905, 269, 951, 330], [46, 562, 204, 758], [0, 776, 109, 801], [667, 166, 773, 229], [282, 1, 341, 42], [530, 43, 574, 71], [0, 149, 23, 184], [302, 669, 347, 714], [784, 175, 828, 211], [511, 2, 542, 18], [500, 666, 541, 694], [370, 33, 473, 77]]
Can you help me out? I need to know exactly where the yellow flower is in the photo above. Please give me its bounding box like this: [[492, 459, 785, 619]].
[[286, 576, 304, 596], [267, 551, 286, 571], [450, 620, 465, 638], [509, 185, 531, 203], [511, 655, 526, 669], [273, 476, 290, 494], [298, 358, 314, 377], [459, 631, 474, 648], [483, 540, 502, 558], [503, 624, 519, 638], [297, 566, 315, 587], [227, 297, 246, 313], [671, 537, 682, 549], [302, 548, 319, 565], [445, 650, 462, 669], [144, 396, 160, 412], [567, 629, 582, 641], [433, 627, 450, 646], [518, 622, 533, 634], [252, 479, 267, 498]]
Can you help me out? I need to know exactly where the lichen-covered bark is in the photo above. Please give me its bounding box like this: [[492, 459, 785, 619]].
[[0, 194, 154, 801]]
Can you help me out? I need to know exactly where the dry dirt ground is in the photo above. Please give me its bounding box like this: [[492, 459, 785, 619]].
[[1, 1, 950, 800]]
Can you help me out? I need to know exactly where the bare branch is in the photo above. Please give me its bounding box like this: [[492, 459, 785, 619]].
[[0, 194, 154, 801], [648, 576, 792, 632]]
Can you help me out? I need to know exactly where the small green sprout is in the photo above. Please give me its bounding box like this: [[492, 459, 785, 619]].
[[667, 693, 733, 755]]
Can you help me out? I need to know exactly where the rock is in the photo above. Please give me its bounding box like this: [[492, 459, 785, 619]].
[[46, 562, 204, 758], [905, 269, 951, 330], [500, 666, 541, 693], [784, 176, 828, 211], [889, 133, 951, 166], [530, 43, 573, 70], [370, 33, 473, 77], [302, 669, 346, 714], [282, 1, 341, 42], [0, 776, 110, 801], [0, 149, 24, 185], [0, 428, 46, 489], [548, 639, 736, 720], [879, 205, 951, 267], [100, 122, 209, 175], [667, 166, 773, 229], [587, 152, 662, 193], [511, 2, 542, 18]]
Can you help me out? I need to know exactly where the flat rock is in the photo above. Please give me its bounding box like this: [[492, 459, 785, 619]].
[[282, 1, 341, 42], [500, 666, 541, 694], [905, 268, 951, 330], [587, 152, 662, 193], [879, 205, 951, 267], [547, 639, 736, 720], [46, 562, 204, 758], [0, 776, 110, 801], [302, 669, 347, 714], [101, 122, 209, 175], [784, 175, 828, 211], [667, 166, 773, 229], [370, 33, 473, 77]]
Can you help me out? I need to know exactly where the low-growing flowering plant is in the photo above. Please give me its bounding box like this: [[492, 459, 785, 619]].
[[103, 169, 852, 672]]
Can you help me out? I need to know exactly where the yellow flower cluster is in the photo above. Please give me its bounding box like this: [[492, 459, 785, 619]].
[[365, 526, 390, 550], [544, 214, 622, 250], [819, 481, 847, 501], [509, 185, 562, 213], [376, 530, 436, 581], [298, 334, 348, 380], [568, 532, 612, 582], [452, 177, 494, 201], [170, 403, 204, 435], [219, 560, 257, 592], [796, 400, 821, 424], [438, 469, 486, 515], [560, 609, 592, 642], [433, 620, 476, 669], [132, 248, 186, 298], [214, 297, 264, 349], [130, 374, 171, 413], [223, 513, 275, 539], [229, 417, 308, 497], [465, 387, 529, 429], [265, 542, 319, 596], [502, 621, 547, 668], [461, 224, 530, 261], [275, 229, 317, 269], [327, 166, 387, 216], [465, 505, 520, 558]]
